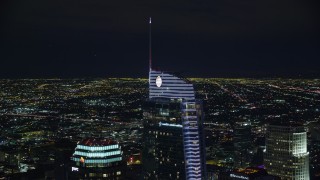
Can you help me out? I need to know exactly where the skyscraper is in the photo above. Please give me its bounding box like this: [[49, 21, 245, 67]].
[[142, 18, 206, 179], [69, 138, 125, 179], [264, 124, 309, 180], [233, 122, 253, 169], [142, 70, 206, 179]]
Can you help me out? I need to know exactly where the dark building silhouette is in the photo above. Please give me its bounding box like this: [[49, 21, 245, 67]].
[[233, 122, 253, 169], [308, 122, 320, 179]]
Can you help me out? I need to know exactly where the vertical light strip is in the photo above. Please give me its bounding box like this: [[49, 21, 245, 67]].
[[182, 101, 202, 180]]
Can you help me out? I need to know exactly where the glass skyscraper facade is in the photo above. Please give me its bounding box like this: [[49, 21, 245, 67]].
[[70, 138, 125, 179], [265, 124, 309, 180], [142, 70, 206, 179]]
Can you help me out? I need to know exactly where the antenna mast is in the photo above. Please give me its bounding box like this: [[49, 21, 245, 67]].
[[149, 17, 152, 71]]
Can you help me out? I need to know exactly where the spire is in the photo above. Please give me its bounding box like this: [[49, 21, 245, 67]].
[[149, 17, 152, 71]]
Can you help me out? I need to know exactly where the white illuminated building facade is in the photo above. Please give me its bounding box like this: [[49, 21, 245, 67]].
[[70, 138, 124, 179], [143, 70, 206, 180], [181, 100, 204, 179], [265, 125, 309, 180]]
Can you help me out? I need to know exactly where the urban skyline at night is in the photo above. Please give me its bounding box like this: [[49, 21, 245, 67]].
[[1, 0, 320, 179], [0, 77, 319, 179]]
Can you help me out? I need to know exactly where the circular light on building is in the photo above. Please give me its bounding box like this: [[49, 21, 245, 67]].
[[156, 76, 162, 87]]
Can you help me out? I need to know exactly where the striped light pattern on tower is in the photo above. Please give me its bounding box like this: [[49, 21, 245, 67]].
[[181, 100, 202, 179], [149, 70, 195, 100], [71, 139, 122, 166], [149, 70, 204, 180]]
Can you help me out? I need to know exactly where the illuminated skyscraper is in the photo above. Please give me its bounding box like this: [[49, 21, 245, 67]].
[[264, 124, 309, 180], [142, 18, 206, 179], [69, 138, 125, 179], [142, 70, 206, 179]]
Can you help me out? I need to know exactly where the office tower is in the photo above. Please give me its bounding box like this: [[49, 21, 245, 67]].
[[309, 122, 320, 179], [264, 124, 310, 180], [69, 138, 125, 179], [233, 122, 253, 169], [142, 18, 205, 179], [142, 70, 206, 179]]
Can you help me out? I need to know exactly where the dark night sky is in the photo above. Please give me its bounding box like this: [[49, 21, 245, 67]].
[[0, 0, 319, 78]]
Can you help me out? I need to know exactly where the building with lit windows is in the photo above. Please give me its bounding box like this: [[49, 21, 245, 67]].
[[69, 138, 125, 179], [142, 70, 206, 179], [264, 124, 309, 180]]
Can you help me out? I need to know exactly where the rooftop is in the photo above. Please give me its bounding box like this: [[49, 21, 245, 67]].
[[78, 138, 117, 147]]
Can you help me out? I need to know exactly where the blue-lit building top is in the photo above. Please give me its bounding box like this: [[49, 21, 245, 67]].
[[144, 70, 206, 180], [149, 70, 195, 100]]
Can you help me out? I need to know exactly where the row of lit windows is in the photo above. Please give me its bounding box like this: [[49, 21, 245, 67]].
[[76, 144, 119, 151], [149, 130, 173, 136], [85, 163, 118, 168], [72, 157, 122, 164], [74, 150, 121, 158], [86, 171, 121, 178]]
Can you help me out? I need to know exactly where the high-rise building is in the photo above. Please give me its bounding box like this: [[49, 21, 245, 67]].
[[142, 70, 206, 179], [233, 122, 253, 169], [264, 124, 310, 180], [308, 122, 320, 179], [142, 18, 205, 179], [69, 138, 125, 179]]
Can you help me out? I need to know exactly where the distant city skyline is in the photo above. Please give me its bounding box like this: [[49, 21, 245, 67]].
[[1, 0, 320, 78]]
